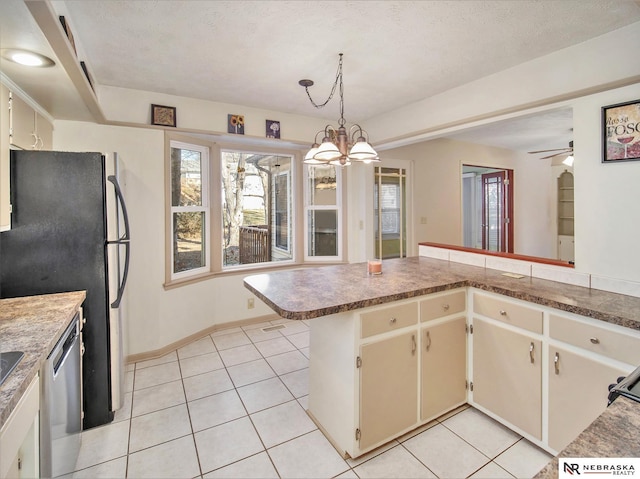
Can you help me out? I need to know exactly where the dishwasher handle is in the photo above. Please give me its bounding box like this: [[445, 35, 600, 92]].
[[52, 319, 79, 376]]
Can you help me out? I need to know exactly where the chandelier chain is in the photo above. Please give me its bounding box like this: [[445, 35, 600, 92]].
[[303, 54, 344, 112]]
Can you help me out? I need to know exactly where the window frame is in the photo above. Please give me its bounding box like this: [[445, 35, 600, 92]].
[[303, 164, 344, 262], [167, 138, 211, 282], [165, 132, 322, 288], [219, 147, 297, 272]]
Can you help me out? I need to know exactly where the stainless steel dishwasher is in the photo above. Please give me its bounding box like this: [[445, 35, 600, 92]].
[[40, 314, 82, 478]]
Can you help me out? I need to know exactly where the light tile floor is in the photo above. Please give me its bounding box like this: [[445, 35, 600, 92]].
[[66, 318, 553, 478]]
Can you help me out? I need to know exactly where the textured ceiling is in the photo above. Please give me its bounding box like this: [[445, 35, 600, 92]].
[[59, 0, 640, 124], [2, 0, 639, 151]]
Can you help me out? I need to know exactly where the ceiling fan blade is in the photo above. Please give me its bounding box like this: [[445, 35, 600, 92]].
[[539, 149, 573, 159], [528, 148, 572, 154]]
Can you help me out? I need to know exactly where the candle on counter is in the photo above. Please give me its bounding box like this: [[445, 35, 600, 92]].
[[367, 260, 382, 275]]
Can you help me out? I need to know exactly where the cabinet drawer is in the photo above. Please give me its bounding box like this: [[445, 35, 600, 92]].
[[420, 290, 466, 322], [473, 293, 543, 334], [550, 314, 640, 365], [361, 302, 418, 338]]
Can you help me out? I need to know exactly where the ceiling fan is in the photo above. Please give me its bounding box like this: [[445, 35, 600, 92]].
[[528, 141, 573, 159]]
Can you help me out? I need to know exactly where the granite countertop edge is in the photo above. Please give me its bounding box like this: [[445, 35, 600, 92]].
[[0, 291, 86, 429], [243, 257, 640, 330]]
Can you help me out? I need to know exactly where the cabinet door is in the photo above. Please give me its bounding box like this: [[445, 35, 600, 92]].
[[35, 112, 53, 150], [548, 346, 627, 452], [359, 331, 418, 450], [9, 94, 36, 150], [472, 318, 542, 439], [421, 317, 467, 421], [0, 84, 10, 231]]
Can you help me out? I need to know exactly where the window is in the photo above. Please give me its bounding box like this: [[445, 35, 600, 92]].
[[305, 164, 342, 260], [221, 150, 293, 268], [170, 141, 210, 279], [165, 133, 343, 286]]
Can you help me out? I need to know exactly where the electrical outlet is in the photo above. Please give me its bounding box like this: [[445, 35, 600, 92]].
[[247, 298, 255, 309]]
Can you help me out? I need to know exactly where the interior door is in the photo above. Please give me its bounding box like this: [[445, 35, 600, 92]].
[[481, 170, 513, 252]]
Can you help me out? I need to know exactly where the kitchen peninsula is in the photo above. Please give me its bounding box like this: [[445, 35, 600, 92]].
[[244, 257, 640, 460]]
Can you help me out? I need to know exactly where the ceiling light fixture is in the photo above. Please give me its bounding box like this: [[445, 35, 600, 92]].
[[299, 53, 379, 166], [1, 49, 55, 67], [562, 155, 574, 167]]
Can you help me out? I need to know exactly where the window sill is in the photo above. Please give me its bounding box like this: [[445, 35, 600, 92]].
[[163, 261, 349, 290]]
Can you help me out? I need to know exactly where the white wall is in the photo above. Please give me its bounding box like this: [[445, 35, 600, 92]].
[[572, 84, 640, 282], [383, 138, 554, 257]]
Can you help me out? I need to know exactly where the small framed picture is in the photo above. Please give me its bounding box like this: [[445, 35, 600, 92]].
[[266, 120, 281, 139], [228, 114, 244, 134], [602, 99, 640, 163], [151, 104, 177, 127]]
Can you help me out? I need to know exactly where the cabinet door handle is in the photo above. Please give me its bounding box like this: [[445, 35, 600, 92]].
[[30, 132, 38, 149], [425, 331, 432, 352], [590, 337, 600, 345], [411, 334, 416, 355], [442, 304, 450, 311], [389, 317, 397, 325], [554, 351, 560, 375], [529, 342, 535, 364], [500, 310, 507, 316]]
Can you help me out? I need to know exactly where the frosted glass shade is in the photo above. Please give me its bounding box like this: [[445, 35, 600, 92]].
[[304, 146, 326, 164], [314, 141, 342, 161], [349, 140, 378, 161]]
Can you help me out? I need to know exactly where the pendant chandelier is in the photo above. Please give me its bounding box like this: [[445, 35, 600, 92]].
[[299, 53, 379, 166]]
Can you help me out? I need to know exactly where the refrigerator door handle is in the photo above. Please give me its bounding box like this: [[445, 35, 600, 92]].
[[106, 174, 130, 308], [108, 240, 129, 308], [107, 175, 130, 241]]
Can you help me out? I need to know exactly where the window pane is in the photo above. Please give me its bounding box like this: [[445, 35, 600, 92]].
[[307, 165, 337, 205], [171, 147, 202, 207], [221, 152, 293, 266], [173, 211, 205, 273], [307, 210, 337, 256]]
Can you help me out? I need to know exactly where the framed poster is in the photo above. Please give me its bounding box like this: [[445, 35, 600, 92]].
[[266, 119, 280, 139], [151, 104, 177, 127], [602, 99, 640, 163], [228, 114, 245, 134]]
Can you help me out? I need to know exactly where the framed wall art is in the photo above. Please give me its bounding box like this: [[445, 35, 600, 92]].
[[266, 119, 281, 139], [228, 114, 245, 135], [151, 104, 177, 127], [602, 99, 640, 163]]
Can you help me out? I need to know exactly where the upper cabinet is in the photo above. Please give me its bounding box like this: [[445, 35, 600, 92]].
[[9, 91, 53, 151], [0, 84, 10, 231], [0, 87, 54, 231]]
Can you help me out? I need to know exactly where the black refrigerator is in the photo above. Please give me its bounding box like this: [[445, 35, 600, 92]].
[[0, 150, 130, 430]]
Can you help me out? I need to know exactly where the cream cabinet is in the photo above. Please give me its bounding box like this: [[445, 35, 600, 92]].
[[547, 346, 627, 452], [359, 330, 418, 450], [472, 317, 543, 440], [308, 290, 468, 459], [547, 312, 640, 452], [0, 84, 10, 231], [9, 91, 53, 151], [0, 375, 40, 479], [420, 316, 467, 421]]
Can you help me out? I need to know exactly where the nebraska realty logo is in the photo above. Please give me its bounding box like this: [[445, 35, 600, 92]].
[[560, 458, 639, 477]]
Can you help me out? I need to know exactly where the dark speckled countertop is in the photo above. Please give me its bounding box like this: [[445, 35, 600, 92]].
[[0, 291, 86, 429], [244, 257, 640, 330]]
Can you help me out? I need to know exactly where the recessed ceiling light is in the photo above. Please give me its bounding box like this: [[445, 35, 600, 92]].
[[1, 49, 55, 67]]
